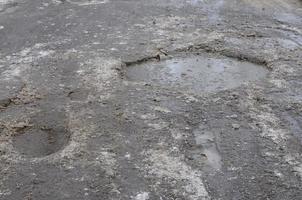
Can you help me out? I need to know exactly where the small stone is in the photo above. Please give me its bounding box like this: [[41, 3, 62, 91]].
[[230, 114, 238, 119], [230, 92, 239, 99], [212, 97, 221, 103], [135, 192, 149, 200], [154, 106, 171, 113], [0, 98, 12, 108], [227, 114, 238, 119], [153, 97, 160, 102], [125, 153, 131, 159], [144, 83, 152, 86], [232, 123, 240, 130], [184, 95, 198, 103]]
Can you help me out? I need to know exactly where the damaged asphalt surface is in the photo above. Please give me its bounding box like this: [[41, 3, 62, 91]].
[[0, 0, 302, 199]]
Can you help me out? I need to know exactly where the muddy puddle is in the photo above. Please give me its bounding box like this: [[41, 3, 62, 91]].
[[126, 54, 269, 94], [194, 125, 222, 170]]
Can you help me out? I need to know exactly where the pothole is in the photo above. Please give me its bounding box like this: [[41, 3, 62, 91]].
[[125, 54, 269, 93], [12, 111, 71, 157]]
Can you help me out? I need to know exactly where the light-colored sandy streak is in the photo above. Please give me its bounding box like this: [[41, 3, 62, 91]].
[[66, 0, 109, 6], [145, 150, 210, 200], [246, 87, 302, 178]]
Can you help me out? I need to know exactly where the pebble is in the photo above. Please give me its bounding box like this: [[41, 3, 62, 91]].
[[227, 114, 238, 119], [232, 123, 240, 130]]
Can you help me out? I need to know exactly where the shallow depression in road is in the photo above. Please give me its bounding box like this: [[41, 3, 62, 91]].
[[126, 54, 269, 93], [13, 127, 70, 157], [12, 111, 71, 158]]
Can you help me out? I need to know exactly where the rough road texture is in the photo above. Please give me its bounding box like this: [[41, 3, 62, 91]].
[[0, 0, 302, 199]]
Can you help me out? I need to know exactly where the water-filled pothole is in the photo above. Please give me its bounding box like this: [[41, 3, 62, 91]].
[[12, 111, 70, 158], [125, 54, 269, 93]]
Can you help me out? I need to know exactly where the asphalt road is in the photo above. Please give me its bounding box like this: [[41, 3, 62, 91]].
[[0, 0, 302, 199]]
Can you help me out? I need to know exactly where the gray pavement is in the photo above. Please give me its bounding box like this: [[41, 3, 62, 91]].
[[0, 0, 302, 199]]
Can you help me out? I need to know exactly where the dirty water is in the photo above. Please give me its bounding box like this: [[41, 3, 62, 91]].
[[193, 125, 222, 170], [126, 54, 269, 94]]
